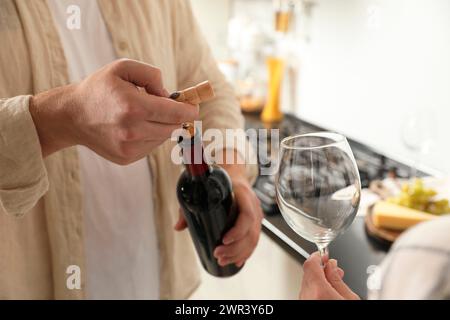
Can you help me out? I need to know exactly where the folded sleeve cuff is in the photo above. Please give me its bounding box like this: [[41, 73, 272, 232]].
[[0, 95, 49, 217]]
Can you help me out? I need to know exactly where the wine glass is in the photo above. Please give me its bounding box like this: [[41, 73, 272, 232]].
[[401, 108, 437, 178], [275, 132, 361, 263]]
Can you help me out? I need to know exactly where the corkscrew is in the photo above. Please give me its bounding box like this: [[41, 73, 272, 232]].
[[169, 81, 215, 138]]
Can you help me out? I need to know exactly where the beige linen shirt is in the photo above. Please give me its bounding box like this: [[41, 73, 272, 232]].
[[0, 0, 255, 299]]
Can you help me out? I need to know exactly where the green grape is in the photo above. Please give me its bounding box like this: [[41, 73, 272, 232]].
[[414, 179, 424, 190], [389, 178, 449, 215], [401, 183, 409, 193], [424, 189, 438, 197], [417, 194, 429, 205]]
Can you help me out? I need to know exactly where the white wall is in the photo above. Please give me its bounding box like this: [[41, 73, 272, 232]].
[[297, 0, 450, 175], [191, 0, 450, 175], [191, 0, 231, 60]]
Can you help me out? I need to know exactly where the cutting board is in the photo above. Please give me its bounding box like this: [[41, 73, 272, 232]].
[[364, 205, 403, 245]]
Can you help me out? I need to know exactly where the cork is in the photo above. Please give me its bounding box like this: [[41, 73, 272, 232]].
[[170, 81, 215, 105]]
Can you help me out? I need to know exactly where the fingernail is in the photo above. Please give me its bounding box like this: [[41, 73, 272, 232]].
[[223, 237, 233, 245], [214, 248, 224, 258], [328, 260, 342, 281], [169, 91, 180, 100], [163, 88, 170, 97], [218, 259, 228, 267], [330, 259, 338, 269]]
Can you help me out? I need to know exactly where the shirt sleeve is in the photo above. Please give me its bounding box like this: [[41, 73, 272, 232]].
[[369, 217, 450, 300], [0, 95, 49, 217], [172, 0, 258, 184]]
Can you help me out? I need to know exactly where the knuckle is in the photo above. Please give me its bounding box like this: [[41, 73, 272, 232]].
[[191, 107, 200, 118], [258, 213, 264, 222], [326, 270, 344, 283], [240, 255, 249, 264], [121, 98, 136, 115], [152, 67, 162, 79], [116, 128, 128, 141], [146, 107, 156, 120], [177, 106, 198, 123], [113, 90, 130, 108], [303, 260, 312, 271], [118, 127, 138, 141], [258, 209, 264, 221], [117, 143, 136, 163], [112, 152, 132, 166], [118, 100, 140, 122], [125, 105, 143, 119], [164, 125, 178, 138], [249, 211, 258, 223], [350, 293, 360, 300], [315, 290, 328, 300], [103, 75, 119, 91], [255, 196, 262, 208], [112, 58, 131, 70], [116, 158, 131, 166], [251, 233, 259, 248], [172, 112, 185, 124], [233, 230, 244, 240]]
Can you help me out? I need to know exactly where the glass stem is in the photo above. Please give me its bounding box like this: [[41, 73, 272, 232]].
[[318, 245, 329, 267], [410, 150, 420, 178]]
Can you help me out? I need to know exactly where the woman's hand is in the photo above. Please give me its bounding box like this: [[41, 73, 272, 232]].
[[299, 252, 360, 300]]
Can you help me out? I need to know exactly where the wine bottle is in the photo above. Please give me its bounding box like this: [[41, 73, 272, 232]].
[[176, 124, 242, 277]]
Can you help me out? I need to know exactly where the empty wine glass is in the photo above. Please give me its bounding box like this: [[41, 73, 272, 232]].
[[275, 132, 361, 263], [401, 108, 437, 178]]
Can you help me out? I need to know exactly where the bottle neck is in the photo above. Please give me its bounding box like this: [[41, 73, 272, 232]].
[[182, 140, 210, 177]]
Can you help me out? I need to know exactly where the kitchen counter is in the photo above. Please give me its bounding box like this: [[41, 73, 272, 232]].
[[243, 112, 428, 299]]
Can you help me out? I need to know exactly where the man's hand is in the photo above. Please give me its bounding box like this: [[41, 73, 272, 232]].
[[29, 59, 199, 164], [299, 252, 360, 300], [174, 151, 263, 268]]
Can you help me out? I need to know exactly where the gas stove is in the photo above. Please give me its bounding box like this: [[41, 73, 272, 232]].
[[244, 113, 425, 215]]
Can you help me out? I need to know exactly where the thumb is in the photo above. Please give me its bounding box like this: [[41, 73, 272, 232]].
[[324, 260, 360, 300], [174, 209, 188, 231]]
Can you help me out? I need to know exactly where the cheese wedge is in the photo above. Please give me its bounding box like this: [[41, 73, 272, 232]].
[[372, 201, 437, 231]]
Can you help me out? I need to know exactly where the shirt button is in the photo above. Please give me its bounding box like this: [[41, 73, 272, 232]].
[[76, 225, 82, 237], [118, 41, 128, 51]]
